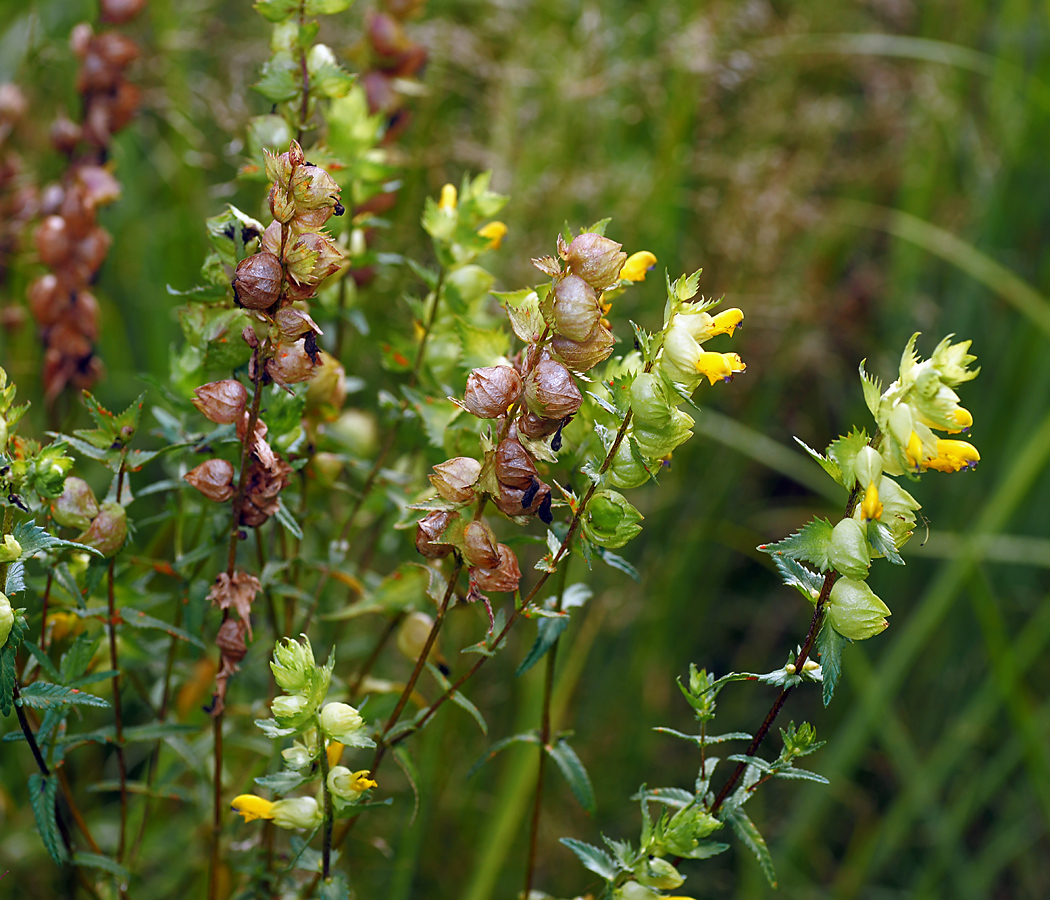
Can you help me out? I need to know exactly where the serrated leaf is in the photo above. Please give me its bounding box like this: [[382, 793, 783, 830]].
[[773, 767, 829, 784], [681, 840, 731, 860], [653, 727, 751, 746], [18, 682, 109, 709], [826, 429, 870, 489], [723, 805, 777, 887], [794, 437, 841, 484], [770, 554, 824, 604], [760, 518, 834, 572], [633, 786, 695, 807], [12, 521, 102, 559], [547, 738, 596, 815], [516, 615, 569, 677], [72, 852, 130, 879], [859, 361, 882, 417], [60, 634, 101, 684], [596, 547, 640, 582], [255, 717, 298, 738], [254, 58, 300, 103], [817, 617, 847, 707], [455, 318, 510, 369], [311, 60, 354, 100], [23, 644, 61, 682], [868, 521, 905, 565], [255, 770, 306, 794], [560, 837, 618, 880], [119, 607, 206, 649], [317, 873, 351, 900], [466, 731, 540, 779], [586, 390, 620, 418], [28, 774, 66, 864], [495, 289, 545, 343], [254, 0, 299, 21], [5, 560, 24, 594]]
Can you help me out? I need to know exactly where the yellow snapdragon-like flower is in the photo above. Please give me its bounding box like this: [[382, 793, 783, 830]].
[[924, 439, 980, 473], [709, 307, 743, 337], [861, 481, 883, 521], [438, 183, 457, 212], [695, 350, 746, 385], [619, 250, 657, 282], [231, 794, 275, 823], [326, 740, 344, 769], [477, 220, 507, 248]]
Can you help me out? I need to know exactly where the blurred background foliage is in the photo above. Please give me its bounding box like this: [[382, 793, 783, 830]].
[[2, 0, 1050, 898]]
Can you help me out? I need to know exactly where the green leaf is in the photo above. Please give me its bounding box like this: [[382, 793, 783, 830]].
[[402, 387, 462, 449], [78, 391, 145, 448], [547, 738, 596, 815], [1, 613, 29, 715], [5, 560, 24, 594], [17, 682, 109, 710], [12, 521, 102, 559], [304, 0, 354, 12], [310, 60, 355, 100], [826, 428, 870, 489], [317, 873, 351, 900], [427, 662, 487, 734], [859, 361, 882, 418], [455, 318, 510, 369], [559, 837, 618, 880], [723, 805, 777, 887], [794, 437, 841, 485], [596, 547, 640, 582], [28, 773, 66, 864], [653, 727, 752, 746], [466, 731, 540, 779], [60, 634, 101, 684], [254, 0, 299, 21], [274, 498, 304, 540], [770, 553, 823, 604], [516, 614, 569, 677], [495, 289, 545, 344], [760, 517, 834, 572], [392, 744, 420, 825], [254, 57, 300, 103], [817, 616, 847, 707], [868, 520, 905, 565], [23, 643, 61, 682], [772, 767, 829, 784], [119, 607, 207, 649], [256, 771, 306, 794], [72, 852, 130, 879]]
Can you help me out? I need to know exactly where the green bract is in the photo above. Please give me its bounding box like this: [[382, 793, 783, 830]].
[[828, 577, 891, 640], [582, 490, 644, 549]]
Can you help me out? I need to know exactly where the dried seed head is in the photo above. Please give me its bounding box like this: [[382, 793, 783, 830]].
[[185, 459, 235, 502], [463, 365, 522, 418], [553, 273, 602, 341], [274, 307, 322, 342], [233, 251, 283, 309], [429, 457, 481, 504], [28, 275, 65, 327], [266, 338, 322, 386], [240, 457, 293, 528], [550, 325, 615, 372], [516, 410, 564, 439], [215, 617, 248, 665], [561, 232, 627, 291], [471, 544, 521, 594], [416, 510, 456, 558], [524, 358, 583, 419], [207, 570, 261, 639], [494, 439, 538, 489], [462, 520, 501, 568], [193, 380, 248, 424], [289, 164, 342, 214], [50, 115, 82, 154]]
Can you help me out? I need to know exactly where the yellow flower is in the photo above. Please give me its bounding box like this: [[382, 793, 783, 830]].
[[326, 740, 344, 769], [861, 481, 883, 521], [695, 351, 746, 385], [709, 307, 744, 337], [438, 183, 457, 212], [619, 250, 657, 282], [925, 439, 980, 473], [231, 794, 275, 823], [328, 766, 378, 802], [477, 220, 507, 249]]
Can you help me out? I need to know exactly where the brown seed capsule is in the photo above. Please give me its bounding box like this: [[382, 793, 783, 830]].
[[516, 410, 564, 439], [76, 165, 121, 206], [28, 275, 66, 327], [416, 510, 456, 558], [266, 338, 321, 386], [193, 380, 248, 424], [553, 273, 602, 341], [561, 233, 628, 291], [94, 32, 139, 69], [494, 439, 538, 489], [215, 617, 248, 665], [551, 324, 615, 372], [493, 480, 553, 523], [369, 12, 410, 58], [472, 544, 521, 594], [524, 359, 583, 419], [463, 365, 522, 418], [232, 251, 283, 309], [51, 477, 100, 530], [100, 0, 147, 24], [76, 501, 127, 558], [240, 457, 293, 528], [275, 307, 322, 341], [462, 520, 501, 568], [429, 457, 481, 504], [35, 215, 71, 266], [184, 459, 235, 502], [50, 115, 82, 155], [69, 291, 100, 342]]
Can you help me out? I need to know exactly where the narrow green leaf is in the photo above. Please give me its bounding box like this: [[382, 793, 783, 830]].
[[596, 547, 640, 582], [466, 731, 540, 779], [547, 738, 596, 815], [516, 615, 569, 677], [23, 643, 61, 682], [72, 852, 130, 879], [868, 521, 905, 565], [255, 771, 306, 794], [559, 837, 618, 880], [816, 616, 847, 707], [17, 682, 109, 709], [392, 744, 420, 825], [772, 767, 829, 784], [723, 805, 777, 887], [28, 773, 66, 864], [60, 634, 101, 684], [119, 607, 206, 649], [427, 662, 487, 734], [653, 727, 752, 746], [274, 498, 304, 540]]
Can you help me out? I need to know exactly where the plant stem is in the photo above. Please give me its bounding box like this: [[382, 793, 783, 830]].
[[109, 459, 129, 864], [317, 719, 334, 879]]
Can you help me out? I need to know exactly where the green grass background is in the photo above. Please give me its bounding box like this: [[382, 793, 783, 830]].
[[2, 0, 1050, 897]]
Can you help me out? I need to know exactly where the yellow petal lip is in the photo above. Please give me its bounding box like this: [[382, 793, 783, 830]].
[[710, 307, 744, 336], [231, 794, 275, 822], [326, 740, 344, 769], [349, 769, 378, 791], [861, 482, 883, 521], [905, 431, 925, 469], [438, 183, 457, 212], [619, 250, 657, 282], [477, 220, 507, 248], [926, 439, 980, 472], [694, 351, 745, 385], [948, 407, 973, 433]]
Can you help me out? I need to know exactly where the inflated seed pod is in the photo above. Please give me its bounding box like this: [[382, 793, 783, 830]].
[[494, 439, 538, 489], [76, 501, 127, 558], [494, 481, 553, 524], [266, 339, 321, 385], [471, 544, 521, 593], [233, 251, 283, 309], [607, 439, 651, 489], [184, 459, 236, 502], [561, 233, 627, 291], [550, 324, 615, 372], [629, 372, 674, 429], [516, 410, 564, 439], [429, 457, 481, 503], [193, 380, 248, 424], [463, 365, 522, 418], [28, 275, 65, 327], [51, 476, 100, 530], [523, 359, 582, 419], [35, 216, 71, 266], [553, 273, 601, 341], [462, 520, 501, 568], [416, 510, 456, 558]]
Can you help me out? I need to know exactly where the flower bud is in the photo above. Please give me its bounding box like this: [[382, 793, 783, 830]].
[[271, 693, 310, 724], [327, 767, 377, 803], [828, 518, 871, 579], [320, 701, 371, 746], [524, 359, 582, 419], [550, 325, 615, 372], [282, 740, 314, 769], [51, 476, 99, 530], [462, 520, 501, 568], [232, 251, 283, 309], [471, 544, 521, 593], [553, 274, 602, 341], [853, 445, 883, 488], [271, 634, 322, 695], [619, 250, 657, 282], [494, 439, 539, 489], [0, 592, 13, 646], [828, 577, 891, 640], [76, 501, 126, 557], [477, 221, 507, 248], [416, 510, 456, 558], [582, 490, 643, 549], [463, 365, 522, 418], [561, 233, 627, 291], [429, 457, 481, 503], [271, 796, 322, 830], [185, 459, 235, 502], [193, 380, 247, 424]]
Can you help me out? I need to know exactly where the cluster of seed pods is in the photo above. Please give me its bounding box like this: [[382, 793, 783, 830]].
[[24, 0, 146, 403], [361, 0, 429, 144], [416, 232, 632, 609], [0, 85, 37, 302]]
